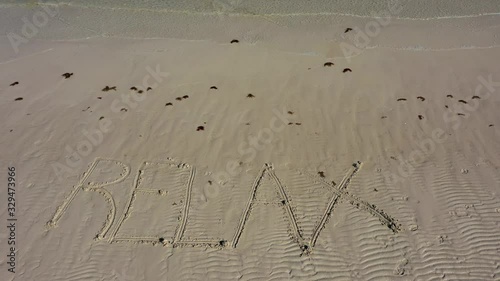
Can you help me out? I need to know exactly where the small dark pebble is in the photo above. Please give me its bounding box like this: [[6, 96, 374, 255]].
[[102, 86, 116, 92], [62, 73, 73, 79], [300, 244, 309, 252]]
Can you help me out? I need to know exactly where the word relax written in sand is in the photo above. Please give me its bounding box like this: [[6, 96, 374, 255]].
[[47, 158, 400, 253]]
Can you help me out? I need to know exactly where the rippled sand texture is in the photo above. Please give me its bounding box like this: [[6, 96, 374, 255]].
[[1, 0, 500, 280]]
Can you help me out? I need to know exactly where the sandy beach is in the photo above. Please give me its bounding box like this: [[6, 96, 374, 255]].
[[1, 1, 500, 280]]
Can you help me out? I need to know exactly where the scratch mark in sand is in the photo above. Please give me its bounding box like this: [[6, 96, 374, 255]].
[[0, 49, 53, 65]]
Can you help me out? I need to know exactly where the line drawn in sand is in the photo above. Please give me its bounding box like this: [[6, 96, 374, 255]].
[[47, 158, 400, 253], [46, 158, 130, 240], [231, 161, 400, 255], [109, 161, 199, 246]]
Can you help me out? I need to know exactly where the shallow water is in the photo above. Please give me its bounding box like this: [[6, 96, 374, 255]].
[[1, 0, 500, 18]]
